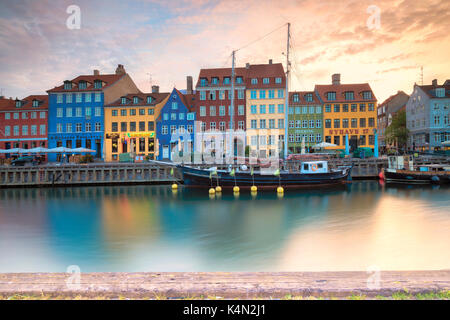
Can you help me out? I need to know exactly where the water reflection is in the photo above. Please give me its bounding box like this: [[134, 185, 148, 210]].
[[0, 182, 448, 272]]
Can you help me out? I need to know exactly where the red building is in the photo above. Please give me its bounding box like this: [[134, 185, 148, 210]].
[[195, 67, 247, 133], [0, 95, 48, 158]]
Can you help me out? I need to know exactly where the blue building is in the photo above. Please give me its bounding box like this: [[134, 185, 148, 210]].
[[406, 79, 450, 151], [156, 88, 196, 161], [46, 65, 139, 161]]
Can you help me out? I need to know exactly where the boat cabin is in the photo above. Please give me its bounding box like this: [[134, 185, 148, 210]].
[[300, 161, 328, 174], [388, 155, 414, 170]]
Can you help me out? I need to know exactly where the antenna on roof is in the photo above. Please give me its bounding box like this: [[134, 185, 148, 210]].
[[420, 66, 423, 85], [146, 73, 152, 91]]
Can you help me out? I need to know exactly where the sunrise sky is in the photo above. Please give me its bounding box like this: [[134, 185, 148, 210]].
[[0, 0, 449, 102]]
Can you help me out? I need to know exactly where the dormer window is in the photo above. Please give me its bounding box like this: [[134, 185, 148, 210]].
[[200, 78, 207, 87], [236, 77, 243, 84], [15, 100, 22, 108], [94, 80, 102, 89], [436, 88, 445, 97], [121, 97, 127, 104], [263, 78, 269, 84], [79, 81, 87, 90], [223, 77, 230, 84], [212, 77, 219, 85], [133, 96, 139, 104], [147, 96, 152, 104], [275, 77, 282, 84], [251, 78, 258, 85], [344, 91, 354, 100], [293, 94, 299, 102], [64, 81, 72, 90], [327, 92, 336, 101], [305, 93, 313, 102], [32, 100, 39, 107], [362, 91, 372, 100]]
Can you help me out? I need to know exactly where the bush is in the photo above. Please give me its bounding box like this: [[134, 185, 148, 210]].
[[79, 154, 94, 163]]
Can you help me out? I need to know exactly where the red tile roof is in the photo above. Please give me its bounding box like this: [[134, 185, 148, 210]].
[[246, 63, 286, 89], [196, 67, 247, 88], [416, 84, 450, 99], [47, 74, 124, 93], [289, 91, 320, 105], [175, 88, 196, 112], [105, 92, 170, 107], [0, 95, 48, 111], [314, 83, 377, 103], [0, 97, 16, 111]]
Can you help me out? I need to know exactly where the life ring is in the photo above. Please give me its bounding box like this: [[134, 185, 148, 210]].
[[311, 164, 318, 171]]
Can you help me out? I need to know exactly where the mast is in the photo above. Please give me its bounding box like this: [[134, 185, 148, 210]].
[[284, 23, 290, 159], [229, 50, 236, 160]]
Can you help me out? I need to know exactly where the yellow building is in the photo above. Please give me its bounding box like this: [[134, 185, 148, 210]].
[[245, 62, 286, 158], [104, 91, 169, 161], [315, 74, 378, 150]]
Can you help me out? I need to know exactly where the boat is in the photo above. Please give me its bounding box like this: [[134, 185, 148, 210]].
[[381, 155, 450, 184], [178, 161, 352, 188]]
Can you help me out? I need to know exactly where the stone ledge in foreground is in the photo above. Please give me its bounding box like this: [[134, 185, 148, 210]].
[[0, 271, 449, 299]]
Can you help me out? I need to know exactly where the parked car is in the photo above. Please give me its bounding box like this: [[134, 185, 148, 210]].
[[11, 156, 37, 166]]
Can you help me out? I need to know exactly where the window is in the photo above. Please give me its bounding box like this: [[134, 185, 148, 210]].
[[201, 122, 206, 132], [263, 78, 269, 84], [302, 120, 308, 128], [13, 112, 19, 119], [259, 90, 266, 99], [130, 122, 136, 132], [238, 121, 245, 130], [360, 118, 366, 128], [163, 113, 168, 121], [121, 109, 127, 116], [316, 106, 322, 113], [259, 105, 266, 114], [40, 125, 45, 135], [187, 113, 194, 120], [66, 123, 72, 133], [238, 105, 244, 115], [5, 112, 10, 120], [316, 134, 322, 142], [343, 119, 349, 128], [170, 125, 177, 134], [66, 108, 72, 117], [148, 121, 154, 131], [293, 94, 299, 102], [289, 120, 295, 129], [95, 93, 101, 102], [269, 119, 275, 129], [187, 125, 193, 133], [278, 119, 284, 129], [305, 93, 313, 102], [363, 91, 372, 100], [268, 104, 275, 114], [67, 94, 72, 103], [327, 92, 336, 100], [359, 104, 366, 112], [277, 90, 284, 98], [94, 80, 102, 89], [56, 94, 63, 103], [325, 104, 331, 112], [76, 93, 82, 103], [85, 93, 91, 102], [171, 113, 177, 120], [369, 117, 375, 127], [238, 90, 245, 99], [121, 122, 127, 132], [200, 106, 206, 117], [316, 119, 322, 128], [334, 104, 340, 112], [56, 108, 63, 117], [368, 103, 375, 111], [112, 110, 118, 116], [130, 109, 136, 116], [250, 120, 257, 129], [369, 135, 375, 145], [148, 108, 154, 115], [251, 78, 258, 84], [350, 104, 357, 112], [251, 105, 257, 114], [209, 90, 216, 100], [32, 100, 39, 107], [200, 78, 207, 86], [334, 136, 340, 146], [250, 90, 257, 99], [95, 107, 101, 116], [310, 120, 315, 128], [210, 106, 216, 116], [162, 125, 168, 135], [236, 77, 243, 84], [4, 126, 10, 136], [85, 123, 91, 132], [76, 123, 82, 132], [275, 77, 282, 84], [359, 135, 366, 145], [345, 92, 354, 100], [210, 122, 216, 130], [278, 104, 284, 113], [260, 119, 266, 129], [112, 122, 118, 132], [86, 107, 92, 117], [76, 107, 82, 117], [343, 104, 349, 112], [434, 116, 440, 126], [13, 125, 19, 136], [333, 119, 340, 128], [325, 119, 331, 128], [200, 91, 206, 100], [139, 121, 145, 132]]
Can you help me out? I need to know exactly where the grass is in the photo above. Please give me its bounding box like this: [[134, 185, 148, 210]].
[[1, 290, 449, 300]]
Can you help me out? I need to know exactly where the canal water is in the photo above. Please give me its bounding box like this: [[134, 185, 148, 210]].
[[0, 181, 449, 272]]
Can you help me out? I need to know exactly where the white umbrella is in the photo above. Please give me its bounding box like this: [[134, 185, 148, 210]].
[[0, 148, 25, 154], [442, 140, 450, 146], [25, 147, 50, 153], [313, 142, 337, 149], [71, 147, 96, 153], [47, 147, 74, 153]]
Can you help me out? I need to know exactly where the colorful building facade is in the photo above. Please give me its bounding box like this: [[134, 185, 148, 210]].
[[245, 61, 286, 158], [288, 91, 323, 153], [406, 79, 450, 151], [46, 65, 139, 161], [0, 95, 48, 158], [377, 91, 409, 148], [315, 74, 377, 151], [156, 88, 196, 161], [104, 90, 169, 161]]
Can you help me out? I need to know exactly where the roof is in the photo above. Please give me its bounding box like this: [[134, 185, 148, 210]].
[[416, 84, 450, 99], [105, 92, 170, 107], [289, 91, 320, 105], [0, 95, 48, 111], [314, 83, 377, 103], [47, 74, 124, 93], [175, 88, 196, 112], [195, 67, 247, 88], [246, 63, 286, 89]]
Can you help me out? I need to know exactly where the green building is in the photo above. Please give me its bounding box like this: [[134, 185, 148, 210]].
[[288, 91, 323, 153]]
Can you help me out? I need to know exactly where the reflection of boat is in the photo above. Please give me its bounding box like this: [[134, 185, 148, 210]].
[[178, 161, 352, 188], [382, 156, 450, 184]]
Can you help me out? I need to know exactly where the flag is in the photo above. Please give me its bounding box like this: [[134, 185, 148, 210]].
[[250, 167, 254, 176], [170, 168, 174, 176], [209, 171, 212, 179], [230, 169, 235, 177], [273, 169, 280, 176]]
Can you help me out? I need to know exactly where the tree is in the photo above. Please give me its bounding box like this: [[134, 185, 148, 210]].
[[385, 109, 409, 152]]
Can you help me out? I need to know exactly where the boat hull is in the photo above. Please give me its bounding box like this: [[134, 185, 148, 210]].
[[178, 165, 352, 188], [384, 170, 450, 184]]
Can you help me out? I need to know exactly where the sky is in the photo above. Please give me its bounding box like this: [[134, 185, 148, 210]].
[[0, 0, 449, 103]]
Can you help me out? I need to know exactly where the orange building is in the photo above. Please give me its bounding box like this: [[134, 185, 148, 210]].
[[315, 74, 377, 151]]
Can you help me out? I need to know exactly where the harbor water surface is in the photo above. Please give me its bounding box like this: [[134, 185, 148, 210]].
[[0, 181, 449, 272]]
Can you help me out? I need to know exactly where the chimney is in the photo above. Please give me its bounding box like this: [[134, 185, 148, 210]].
[[246, 63, 250, 69], [93, 70, 100, 76], [152, 85, 159, 94], [269, 59, 273, 64], [432, 79, 438, 86], [332, 73, 341, 85], [115, 64, 126, 75], [186, 76, 193, 94]]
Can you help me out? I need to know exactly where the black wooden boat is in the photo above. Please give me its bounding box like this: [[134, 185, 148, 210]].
[[178, 161, 352, 188]]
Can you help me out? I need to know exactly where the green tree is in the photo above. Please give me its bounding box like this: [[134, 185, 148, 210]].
[[385, 109, 409, 152]]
